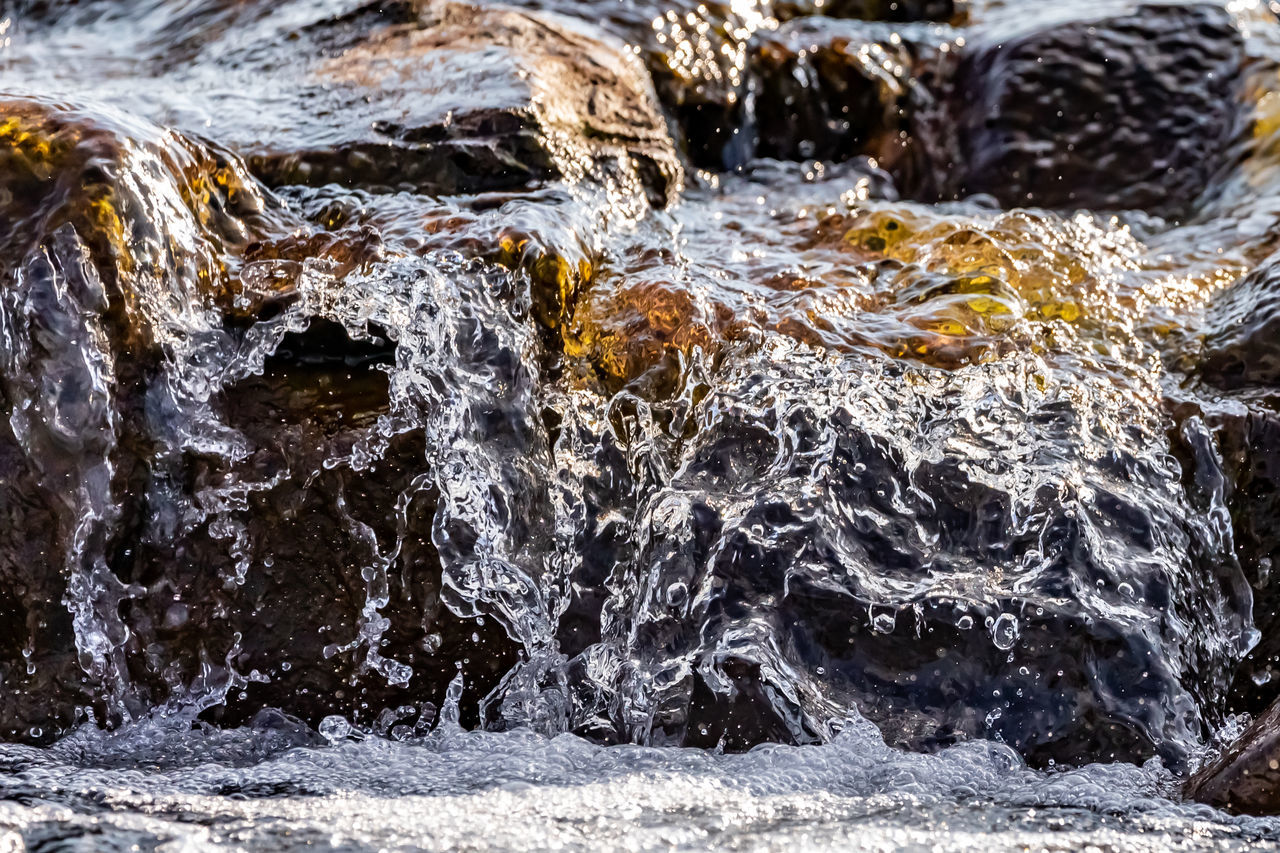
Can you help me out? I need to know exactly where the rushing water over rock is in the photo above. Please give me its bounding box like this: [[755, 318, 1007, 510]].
[[6, 0, 1280, 846]]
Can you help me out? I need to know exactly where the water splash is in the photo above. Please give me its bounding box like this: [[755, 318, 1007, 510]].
[[2, 1, 1280, 843]]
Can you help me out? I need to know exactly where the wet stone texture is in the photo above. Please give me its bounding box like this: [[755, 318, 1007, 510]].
[[0, 96, 271, 737], [747, 19, 958, 165], [911, 3, 1249, 217], [1188, 692, 1280, 814], [1186, 255, 1280, 720], [3, 0, 1280, 819], [199, 1, 682, 202], [567, 337, 1251, 768]]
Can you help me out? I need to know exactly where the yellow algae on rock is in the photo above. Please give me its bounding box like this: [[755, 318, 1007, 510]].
[[0, 98, 279, 345], [561, 181, 1260, 384]]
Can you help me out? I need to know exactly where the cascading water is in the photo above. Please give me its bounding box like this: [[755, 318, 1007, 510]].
[[5, 0, 1280, 848]]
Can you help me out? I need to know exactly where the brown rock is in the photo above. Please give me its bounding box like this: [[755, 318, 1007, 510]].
[[1187, 695, 1280, 814], [219, 2, 683, 202]]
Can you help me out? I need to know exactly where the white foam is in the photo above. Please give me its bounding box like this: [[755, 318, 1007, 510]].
[[0, 715, 1276, 851]]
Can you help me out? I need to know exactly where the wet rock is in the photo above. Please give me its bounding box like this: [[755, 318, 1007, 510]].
[[197, 1, 682, 202], [555, 181, 1253, 764], [0, 97, 527, 738], [772, 0, 964, 23], [0, 96, 271, 739], [7, 0, 682, 201], [1187, 694, 1280, 814], [747, 20, 956, 173], [506, 0, 768, 168], [130, 338, 520, 730], [719, 2, 1247, 211], [1, 0, 1269, 773], [566, 193, 1142, 384], [506, 0, 959, 168], [280, 184, 600, 338], [1189, 256, 1280, 716], [1201, 259, 1280, 390], [1204, 402, 1280, 715], [568, 340, 1252, 767], [914, 3, 1248, 218]]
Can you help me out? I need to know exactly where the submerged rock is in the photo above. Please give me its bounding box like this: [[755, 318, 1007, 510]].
[[0, 97, 533, 738], [572, 342, 1250, 767], [1202, 258, 1280, 390], [0, 96, 271, 738], [6, 0, 682, 202], [737, 3, 1248, 219], [557, 183, 1253, 766]]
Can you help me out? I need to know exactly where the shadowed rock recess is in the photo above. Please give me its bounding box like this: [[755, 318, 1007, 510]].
[[7, 0, 1280, 816]]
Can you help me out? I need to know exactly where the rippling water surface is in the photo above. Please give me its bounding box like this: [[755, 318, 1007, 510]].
[[5, 0, 1280, 847]]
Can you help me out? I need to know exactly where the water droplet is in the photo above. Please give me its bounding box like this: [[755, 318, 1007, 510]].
[[319, 715, 353, 744], [991, 613, 1020, 651], [666, 581, 689, 607], [871, 611, 896, 634], [956, 615, 974, 631]]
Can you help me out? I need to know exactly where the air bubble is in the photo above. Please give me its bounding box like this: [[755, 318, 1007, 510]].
[[991, 614, 1019, 651]]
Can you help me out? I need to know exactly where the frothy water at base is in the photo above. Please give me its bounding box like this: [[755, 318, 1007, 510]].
[[0, 714, 1277, 852]]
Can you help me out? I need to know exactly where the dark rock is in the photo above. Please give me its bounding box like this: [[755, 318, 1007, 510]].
[[1205, 402, 1280, 715], [503, 0, 767, 168], [1188, 256, 1280, 717], [913, 3, 1248, 218], [1202, 259, 1280, 390], [0, 96, 271, 739], [503, 0, 961, 168], [1187, 694, 1280, 814], [748, 19, 957, 164], [730, 2, 1248, 214], [575, 346, 1251, 768], [772, 0, 964, 23], [130, 353, 520, 731], [0, 97, 524, 739], [5, 1, 682, 202]]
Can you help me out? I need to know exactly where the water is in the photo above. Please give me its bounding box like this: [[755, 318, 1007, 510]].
[[3, 710, 1280, 852], [4, 0, 1280, 847]]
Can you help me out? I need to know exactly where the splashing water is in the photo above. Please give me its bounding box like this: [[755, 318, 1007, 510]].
[[4, 0, 1280, 848]]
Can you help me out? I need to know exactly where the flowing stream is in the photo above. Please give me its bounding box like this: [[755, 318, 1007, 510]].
[[4, 0, 1280, 848]]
